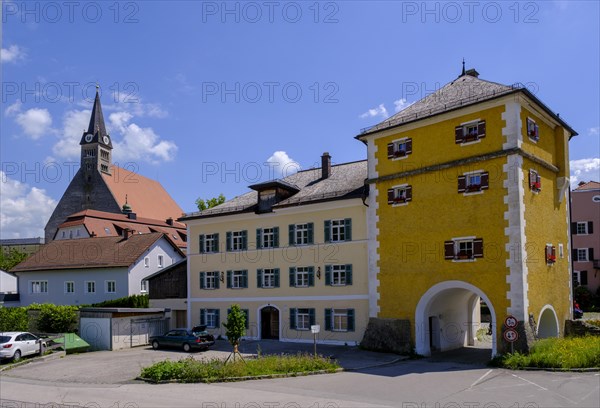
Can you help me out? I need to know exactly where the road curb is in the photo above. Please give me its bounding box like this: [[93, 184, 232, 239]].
[[0, 351, 66, 372]]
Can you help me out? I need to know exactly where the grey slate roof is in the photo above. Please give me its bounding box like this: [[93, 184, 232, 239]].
[[0, 238, 45, 246], [182, 160, 368, 219], [79, 89, 112, 148], [361, 74, 515, 135]]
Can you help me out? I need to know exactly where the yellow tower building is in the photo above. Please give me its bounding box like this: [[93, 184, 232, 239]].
[[357, 67, 577, 356]]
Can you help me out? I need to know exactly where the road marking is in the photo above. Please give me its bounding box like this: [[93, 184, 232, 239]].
[[469, 369, 493, 389], [510, 373, 548, 391], [580, 385, 600, 402]]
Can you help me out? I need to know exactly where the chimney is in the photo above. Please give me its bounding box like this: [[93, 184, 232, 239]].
[[321, 152, 331, 179], [166, 217, 174, 226], [127, 212, 137, 220], [578, 181, 586, 186], [465, 68, 480, 78], [123, 228, 133, 239]]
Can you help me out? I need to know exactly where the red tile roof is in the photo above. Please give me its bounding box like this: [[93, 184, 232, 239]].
[[574, 181, 600, 191], [12, 233, 180, 272]]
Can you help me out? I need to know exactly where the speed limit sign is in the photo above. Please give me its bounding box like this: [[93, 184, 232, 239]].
[[503, 328, 519, 343]]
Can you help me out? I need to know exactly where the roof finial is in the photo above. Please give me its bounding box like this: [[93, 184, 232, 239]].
[[461, 58, 466, 76]]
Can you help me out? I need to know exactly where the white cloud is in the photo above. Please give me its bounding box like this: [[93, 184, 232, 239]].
[[394, 98, 413, 113], [52, 109, 90, 159], [588, 127, 599, 136], [360, 104, 389, 119], [15, 108, 52, 139], [570, 158, 600, 185], [107, 92, 168, 118], [4, 100, 22, 117], [1, 45, 26, 64], [265, 151, 300, 179], [0, 171, 57, 239]]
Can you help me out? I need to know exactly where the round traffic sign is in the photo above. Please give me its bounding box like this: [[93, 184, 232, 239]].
[[504, 315, 518, 328], [503, 329, 519, 343]]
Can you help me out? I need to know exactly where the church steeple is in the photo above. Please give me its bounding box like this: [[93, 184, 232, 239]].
[[80, 86, 113, 176]]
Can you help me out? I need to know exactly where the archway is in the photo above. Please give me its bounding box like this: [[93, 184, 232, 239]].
[[259, 306, 280, 340], [537, 305, 559, 338], [415, 280, 497, 358]]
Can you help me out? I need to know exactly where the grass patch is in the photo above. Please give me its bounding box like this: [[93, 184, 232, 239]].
[[140, 353, 340, 383], [500, 335, 600, 369]]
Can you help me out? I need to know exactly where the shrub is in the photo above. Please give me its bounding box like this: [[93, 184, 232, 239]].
[[91, 294, 149, 308], [30, 304, 79, 333], [0, 307, 28, 332]]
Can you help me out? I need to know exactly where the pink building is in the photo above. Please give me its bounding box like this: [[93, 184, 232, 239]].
[[571, 181, 600, 294]]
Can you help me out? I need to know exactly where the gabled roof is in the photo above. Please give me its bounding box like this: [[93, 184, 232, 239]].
[[181, 160, 367, 220], [12, 233, 182, 272], [56, 209, 187, 248], [357, 71, 577, 138], [101, 165, 184, 222], [574, 181, 600, 191]]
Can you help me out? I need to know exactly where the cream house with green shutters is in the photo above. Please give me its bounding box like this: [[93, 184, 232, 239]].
[[181, 154, 369, 344]]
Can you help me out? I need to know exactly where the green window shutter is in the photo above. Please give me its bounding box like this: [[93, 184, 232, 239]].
[[324, 309, 332, 331], [274, 227, 279, 248], [345, 264, 353, 285], [226, 270, 232, 288], [308, 223, 314, 244], [347, 309, 355, 332], [290, 308, 297, 330], [199, 272, 205, 289], [256, 228, 262, 249], [215, 309, 220, 328], [243, 309, 249, 329], [242, 230, 248, 250], [200, 309, 206, 326], [344, 218, 352, 241], [199, 235, 205, 254], [257, 269, 263, 288], [226, 232, 232, 251], [325, 265, 332, 286], [324, 220, 331, 243], [288, 224, 295, 246], [289, 267, 296, 287], [309, 309, 316, 326], [308, 266, 314, 287], [274, 268, 280, 288], [242, 270, 248, 288], [214, 233, 219, 252], [215, 272, 220, 289]]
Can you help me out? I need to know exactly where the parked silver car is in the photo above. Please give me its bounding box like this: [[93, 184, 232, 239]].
[[0, 332, 45, 362]]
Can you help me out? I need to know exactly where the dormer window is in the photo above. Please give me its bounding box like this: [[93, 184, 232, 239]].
[[387, 138, 413, 160], [455, 120, 486, 144]]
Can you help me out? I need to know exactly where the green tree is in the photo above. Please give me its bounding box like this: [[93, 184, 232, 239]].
[[195, 194, 226, 211], [0, 248, 28, 271], [223, 304, 247, 362]]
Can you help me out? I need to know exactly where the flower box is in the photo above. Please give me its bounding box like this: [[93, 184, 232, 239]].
[[394, 150, 407, 158], [466, 184, 481, 192]]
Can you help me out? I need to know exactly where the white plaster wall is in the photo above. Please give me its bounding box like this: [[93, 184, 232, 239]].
[[0, 270, 17, 293], [128, 238, 183, 296]]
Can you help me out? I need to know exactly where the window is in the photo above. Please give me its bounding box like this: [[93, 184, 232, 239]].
[[200, 271, 220, 289], [387, 185, 412, 205], [30, 281, 48, 294], [573, 270, 588, 287], [325, 219, 352, 243], [529, 169, 541, 192], [105, 280, 116, 293], [574, 248, 594, 262], [140, 280, 148, 293], [257, 268, 280, 288], [572, 222, 593, 235], [290, 308, 315, 330], [458, 171, 489, 194], [444, 238, 484, 261], [387, 138, 413, 159], [325, 308, 355, 332], [199, 233, 219, 253], [289, 223, 313, 246], [226, 270, 248, 289], [157, 255, 164, 268], [527, 117, 539, 142], [559, 243, 564, 259], [289, 266, 314, 287], [200, 309, 220, 329], [545, 245, 556, 265], [325, 264, 353, 286], [144, 257, 149, 268], [226, 230, 247, 251], [85, 281, 96, 294], [65, 281, 74, 294], [104, 227, 111, 235], [455, 120, 486, 144], [256, 227, 279, 249]]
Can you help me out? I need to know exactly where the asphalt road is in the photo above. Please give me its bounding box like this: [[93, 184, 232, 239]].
[[0, 345, 598, 408]]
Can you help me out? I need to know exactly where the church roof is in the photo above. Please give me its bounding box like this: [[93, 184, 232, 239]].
[[79, 88, 112, 148], [101, 165, 185, 222], [12, 233, 182, 272]]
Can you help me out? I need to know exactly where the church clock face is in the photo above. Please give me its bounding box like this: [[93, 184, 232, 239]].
[[85, 133, 93, 143], [103, 135, 110, 145]]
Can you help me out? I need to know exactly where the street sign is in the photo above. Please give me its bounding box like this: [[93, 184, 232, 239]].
[[311, 325, 320, 334], [503, 329, 518, 343], [504, 315, 518, 328]]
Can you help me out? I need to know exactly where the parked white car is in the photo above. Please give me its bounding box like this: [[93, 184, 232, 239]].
[[0, 332, 45, 362]]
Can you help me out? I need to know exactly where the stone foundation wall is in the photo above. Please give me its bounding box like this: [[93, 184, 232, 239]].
[[564, 320, 600, 337], [360, 317, 412, 354]]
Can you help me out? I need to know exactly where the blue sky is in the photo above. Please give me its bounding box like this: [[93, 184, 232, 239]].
[[1, 0, 599, 238]]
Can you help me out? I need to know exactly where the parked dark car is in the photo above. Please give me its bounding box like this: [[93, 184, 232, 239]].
[[149, 327, 215, 352]]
